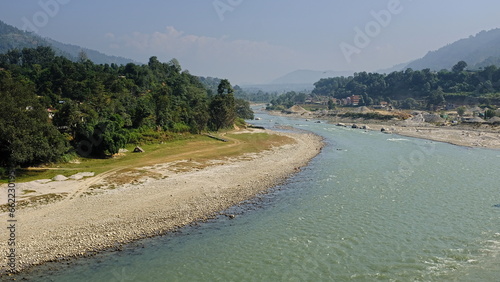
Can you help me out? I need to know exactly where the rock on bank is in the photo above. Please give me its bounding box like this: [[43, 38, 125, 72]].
[[0, 130, 323, 275]]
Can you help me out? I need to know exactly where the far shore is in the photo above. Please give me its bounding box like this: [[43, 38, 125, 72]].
[[0, 129, 323, 276], [266, 110, 500, 150]]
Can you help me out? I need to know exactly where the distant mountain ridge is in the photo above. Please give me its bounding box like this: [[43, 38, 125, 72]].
[[406, 28, 500, 71], [270, 69, 354, 85], [272, 28, 500, 86], [376, 62, 412, 74], [0, 20, 136, 65]]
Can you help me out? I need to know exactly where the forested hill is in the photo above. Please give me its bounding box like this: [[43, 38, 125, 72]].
[[406, 28, 500, 71], [0, 47, 253, 168], [312, 61, 500, 109], [0, 20, 135, 65]]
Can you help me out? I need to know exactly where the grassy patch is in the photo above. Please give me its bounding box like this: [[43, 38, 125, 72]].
[[298, 104, 328, 111], [2, 131, 294, 184], [0, 193, 67, 212], [226, 133, 294, 155]]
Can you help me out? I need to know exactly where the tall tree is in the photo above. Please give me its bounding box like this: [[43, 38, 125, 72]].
[[209, 79, 236, 130], [452, 61, 468, 73], [235, 98, 254, 120], [0, 71, 68, 167]]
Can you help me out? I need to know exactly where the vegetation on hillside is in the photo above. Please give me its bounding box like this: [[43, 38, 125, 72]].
[[0, 47, 253, 168], [312, 61, 500, 110], [406, 29, 500, 71], [0, 20, 134, 65], [198, 76, 277, 103], [266, 92, 307, 110]]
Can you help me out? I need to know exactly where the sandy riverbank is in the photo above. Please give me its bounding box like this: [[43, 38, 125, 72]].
[[267, 110, 500, 150], [362, 123, 500, 149], [0, 130, 323, 276]]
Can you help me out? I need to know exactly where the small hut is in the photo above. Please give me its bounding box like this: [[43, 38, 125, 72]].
[[133, 146, 145, 153]]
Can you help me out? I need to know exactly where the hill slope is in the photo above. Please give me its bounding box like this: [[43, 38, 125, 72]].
[[406, 28, 500, 71], [0, 20, 136, 65], [271, 69, 353, 85]]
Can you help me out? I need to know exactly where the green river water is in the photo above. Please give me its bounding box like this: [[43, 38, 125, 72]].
[[17, 112, 500, 281]]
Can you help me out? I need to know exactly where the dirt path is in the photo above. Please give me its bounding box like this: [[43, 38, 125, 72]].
[[0, 130, 323, 276], [65, 134, 244, 202]]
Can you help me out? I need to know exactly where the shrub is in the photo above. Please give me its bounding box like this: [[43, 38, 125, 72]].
[[58, 152, 78, 163], [127, 132, 142, 144], [0, 167, 7, 180], [235, 118, 247, 128], [172, 123, 191, 133]]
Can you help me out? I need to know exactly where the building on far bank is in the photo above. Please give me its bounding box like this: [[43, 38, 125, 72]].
[[350, 95, 361, 106], [341, 95, 362, 106]]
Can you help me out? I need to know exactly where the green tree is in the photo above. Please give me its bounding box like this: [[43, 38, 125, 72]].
[[53, 100, 82, 138], [235, 98, 254, 120], [428, 87, 446, 109], [153, 86, 173, 129], [0, 47, 256, 160], [0, 71, 68, 167], [209, 79, 236, 130], [191, 98, 210, 133], [485, 109, 496, 119], [76, 117, 128, 157], [78, 50, 89, 63], [327, 99, 336, 110], [456, 106, 466, 117], [452, 61, 467, 73], [209, 96, 226, 130], [401, 98, 420, 109], [131, 95, 154, 128], [96, 116, 128, 156]]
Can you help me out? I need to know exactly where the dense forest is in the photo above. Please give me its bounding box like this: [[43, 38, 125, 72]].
[[0, 46, 253, 168], [312, 61, 500, 109]]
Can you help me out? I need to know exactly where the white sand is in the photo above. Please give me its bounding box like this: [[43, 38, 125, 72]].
[[0, 131, 323, 275], [269, 110, 500, 149]]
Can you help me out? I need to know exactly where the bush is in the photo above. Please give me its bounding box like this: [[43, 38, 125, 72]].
[[172, 123, 191, 133], [485, 109, 496, 119], [235, 118, 247, 128], [58, 152, 78, 163], [127, 132, 142, 144], [0, 167, 7, 180]]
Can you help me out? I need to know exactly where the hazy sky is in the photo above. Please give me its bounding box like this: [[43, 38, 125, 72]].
[[1, 0, 500, 84]]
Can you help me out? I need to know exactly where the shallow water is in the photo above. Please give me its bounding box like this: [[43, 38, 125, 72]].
[[19, 112, 500, 281]]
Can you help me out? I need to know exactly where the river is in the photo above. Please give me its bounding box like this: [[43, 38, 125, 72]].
[[19, 111, 500, 281]]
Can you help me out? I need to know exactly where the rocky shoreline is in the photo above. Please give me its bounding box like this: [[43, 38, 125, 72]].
[[0, 130, 323, 276], [268, 110, 500, 150]]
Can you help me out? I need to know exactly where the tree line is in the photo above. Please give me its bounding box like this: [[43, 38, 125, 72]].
[[312, 61, 500, 109], [0, 46, 254, 168]]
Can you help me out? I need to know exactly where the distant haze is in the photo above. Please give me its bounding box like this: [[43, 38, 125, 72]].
[[271, 70, 354, 85], [1, 1, 500, 84]]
